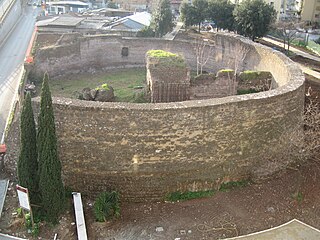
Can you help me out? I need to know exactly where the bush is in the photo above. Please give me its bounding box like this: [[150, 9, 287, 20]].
[[166, 190, 215, 202], [314, 37, 320, 45], [93, 191, 120, 222], [136, 26, 155, 37], [95, 83, 109, 91]]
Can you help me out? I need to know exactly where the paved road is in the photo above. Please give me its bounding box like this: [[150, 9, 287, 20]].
[[0, 6, 38, 142]]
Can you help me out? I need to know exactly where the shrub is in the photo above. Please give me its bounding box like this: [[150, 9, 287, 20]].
[[237, 89, 260, 95], [137, 26, 155, 37], [166, 190, 215, 202], [314, 37, 320, 45], [95, 83, 109, 91], [93, 191, 120, 222], [219, 180, 250, 192]]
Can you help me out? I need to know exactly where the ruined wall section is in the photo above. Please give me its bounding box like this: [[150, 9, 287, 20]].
[[190, 70, 237, 100], [34, 36, 217, 77], [146, 52, 190, 102]]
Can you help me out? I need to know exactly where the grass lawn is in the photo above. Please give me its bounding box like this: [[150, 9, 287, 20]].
[[48, 68, 148, 102]]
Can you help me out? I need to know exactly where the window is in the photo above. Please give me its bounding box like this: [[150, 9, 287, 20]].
[[121, 47, 129, 57]]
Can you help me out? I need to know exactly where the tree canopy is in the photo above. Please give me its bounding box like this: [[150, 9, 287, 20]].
[[151, 0, 174, 37], [234, 0, 276, 41], [180, 0, 195, 28], [192, 0, 209, 31], [208, 0, 235, 31]]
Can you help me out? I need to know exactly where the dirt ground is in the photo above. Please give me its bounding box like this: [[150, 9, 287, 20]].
[[0, 158, 320, 240]]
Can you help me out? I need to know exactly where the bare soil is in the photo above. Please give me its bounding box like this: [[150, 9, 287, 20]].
[[0, 156, 320, 240]]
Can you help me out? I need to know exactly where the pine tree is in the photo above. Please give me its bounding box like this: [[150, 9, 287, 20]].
[[18, 92, 39, 204], [38, 73, 64, 224]]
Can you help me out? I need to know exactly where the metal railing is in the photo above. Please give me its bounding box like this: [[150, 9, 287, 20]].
[[0, 0, 16, 21]]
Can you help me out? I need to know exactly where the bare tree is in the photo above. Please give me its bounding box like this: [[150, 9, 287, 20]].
[[233, 41, 250, 76], [275, 19, 304, 55], [193, 38, 214, 75], [227, 41, 250, 94]]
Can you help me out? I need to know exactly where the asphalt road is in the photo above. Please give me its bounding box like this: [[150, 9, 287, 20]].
[[0, 6, 38, 142]]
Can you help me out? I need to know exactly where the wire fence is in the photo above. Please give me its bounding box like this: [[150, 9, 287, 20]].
[[0, 0, 15, 21]]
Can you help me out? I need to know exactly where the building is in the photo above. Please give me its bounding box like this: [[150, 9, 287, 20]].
[[107, 12, 151, 30], [300, 0, 320, 23], [46, 1, 89, 14], [112, 0, 190, 12], [112, 0, 153, 11]]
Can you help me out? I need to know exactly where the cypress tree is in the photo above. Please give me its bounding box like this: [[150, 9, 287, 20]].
[[151, 0, 173, 37], [18, 92, 39, 204], [38, 73, 64, 224]]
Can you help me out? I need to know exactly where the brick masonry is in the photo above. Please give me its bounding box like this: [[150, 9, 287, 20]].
[[15, 33, 306, 202]]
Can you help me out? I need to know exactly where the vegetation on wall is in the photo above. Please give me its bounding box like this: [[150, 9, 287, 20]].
[[95, 83, 110, 91], [166, 180, 250, 202], [147, 50, 186, 67]]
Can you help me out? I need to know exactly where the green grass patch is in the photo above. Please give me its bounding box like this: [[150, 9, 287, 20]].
[[307, 40, 320, 56], [219, 180, 250, 192], [166, 190, 215, 202], [47, 68, 148, 103]]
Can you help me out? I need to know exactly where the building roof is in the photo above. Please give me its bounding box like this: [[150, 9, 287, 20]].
[[46, 1, 89, 6], [108, 12, 151, 30], [37, 16, 84, 27]]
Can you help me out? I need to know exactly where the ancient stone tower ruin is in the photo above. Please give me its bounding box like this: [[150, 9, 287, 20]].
[[146, 50, 190, 103]]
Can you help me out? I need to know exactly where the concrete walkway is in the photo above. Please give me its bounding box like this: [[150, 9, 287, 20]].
[[225, 219, 320, 240], [163, 22, 183, 40]]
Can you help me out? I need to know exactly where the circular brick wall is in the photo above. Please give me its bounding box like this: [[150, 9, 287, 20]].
[[32, 33, 305, 202]]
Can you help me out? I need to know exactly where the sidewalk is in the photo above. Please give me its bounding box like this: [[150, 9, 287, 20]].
[[163, 22, 183, 40]]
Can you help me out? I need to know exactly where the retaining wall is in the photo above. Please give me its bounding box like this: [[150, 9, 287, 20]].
[[30, 34, 305, 202]]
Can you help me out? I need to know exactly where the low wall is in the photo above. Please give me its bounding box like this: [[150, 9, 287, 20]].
[[0, 0, 22, 46]]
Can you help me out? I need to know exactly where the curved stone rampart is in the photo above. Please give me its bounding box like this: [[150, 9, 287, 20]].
[[32, 33, 305, 202]]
